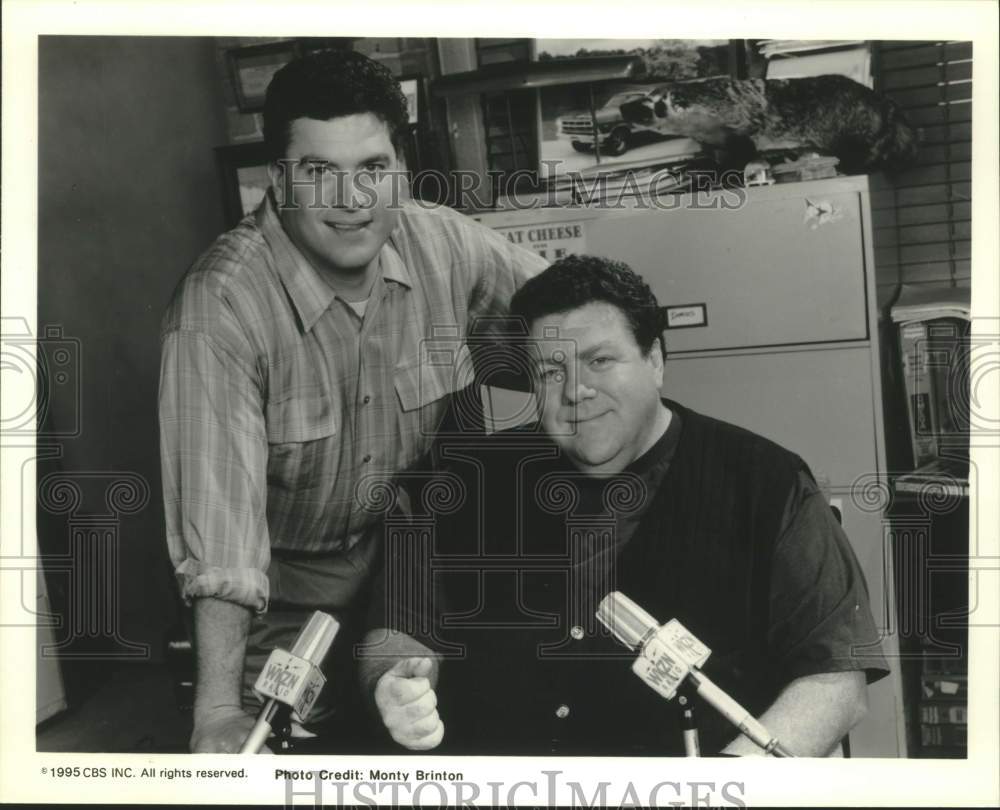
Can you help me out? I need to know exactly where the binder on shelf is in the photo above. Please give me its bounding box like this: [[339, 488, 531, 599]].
[[891, 284, 971, 469], [920, 703, 968, 725], [920, 724, 967, 748]]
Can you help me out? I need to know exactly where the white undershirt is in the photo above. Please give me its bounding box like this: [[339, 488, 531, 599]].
[[345, 297, 370, 319]]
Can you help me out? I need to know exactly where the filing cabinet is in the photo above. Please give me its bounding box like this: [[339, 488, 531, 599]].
[[476, 175, 907, 756]]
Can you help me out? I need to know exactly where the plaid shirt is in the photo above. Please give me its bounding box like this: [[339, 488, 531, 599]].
[[159, 194, 545, 613]]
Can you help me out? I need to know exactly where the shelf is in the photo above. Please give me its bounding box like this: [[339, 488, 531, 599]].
[[893, 458, 970, 499], [433, 55, 642, 98]]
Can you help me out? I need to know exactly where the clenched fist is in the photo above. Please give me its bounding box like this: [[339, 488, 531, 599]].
[[374, 657, 444, 750]]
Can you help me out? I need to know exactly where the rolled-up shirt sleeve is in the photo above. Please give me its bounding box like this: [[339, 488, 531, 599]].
[[159, 321, 271, 613]]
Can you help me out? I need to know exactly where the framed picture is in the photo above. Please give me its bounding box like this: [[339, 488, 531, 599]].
[[538, 81, 704, 180], [534, 39, 730, 179], [215, 142, 272, 227], [228, 40, 302, 112], [398, 74, 424, 126]]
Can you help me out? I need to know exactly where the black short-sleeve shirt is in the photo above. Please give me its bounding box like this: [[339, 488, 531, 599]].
[[371, 401, 889, 755]]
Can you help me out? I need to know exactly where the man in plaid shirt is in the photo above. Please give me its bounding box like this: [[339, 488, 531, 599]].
[[159, 49, 544, 753]]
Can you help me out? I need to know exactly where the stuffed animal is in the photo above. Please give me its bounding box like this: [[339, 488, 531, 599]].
[[619, 74, 918, 174]]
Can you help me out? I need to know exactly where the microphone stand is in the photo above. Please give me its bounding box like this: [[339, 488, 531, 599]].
[[596, 592, 795, 758], [676, 684, 701, 757], [240, 701, 295, 754]]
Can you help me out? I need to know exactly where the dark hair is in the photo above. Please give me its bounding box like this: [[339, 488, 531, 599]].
[[263, 49, 409, 161], [509, 254, 666, 355]]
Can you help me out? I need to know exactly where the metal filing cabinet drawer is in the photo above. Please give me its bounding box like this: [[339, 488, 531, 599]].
[[661, 344, 879, 488], [585, 191, 869, 352]]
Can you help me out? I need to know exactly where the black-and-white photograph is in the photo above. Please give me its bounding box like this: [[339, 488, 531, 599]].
[[535, 39, 727, 178], [2, 1, 998, 807]]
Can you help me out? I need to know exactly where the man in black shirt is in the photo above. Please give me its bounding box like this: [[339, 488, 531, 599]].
[[359, 255, 889, 756]]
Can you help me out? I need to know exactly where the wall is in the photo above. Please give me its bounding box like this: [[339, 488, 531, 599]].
[[37, 36, 229, 692], [215, 37, 441, 144], [213, 37, 450, 200]]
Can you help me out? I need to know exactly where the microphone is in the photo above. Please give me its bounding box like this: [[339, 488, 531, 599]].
[[239, 611, 340, 754], [596, 591, 793, 757]]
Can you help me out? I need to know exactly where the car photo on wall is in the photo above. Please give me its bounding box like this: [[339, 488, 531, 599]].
[[556, 87, 667, 156], [541, 82, 703, 179], [536, 38, 729, 180]]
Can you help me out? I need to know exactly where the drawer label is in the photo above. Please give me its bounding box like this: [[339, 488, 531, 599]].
[[665, 304, 708, 329]]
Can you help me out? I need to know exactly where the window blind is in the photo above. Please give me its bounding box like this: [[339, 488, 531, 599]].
[[874, 41, 973, 286]]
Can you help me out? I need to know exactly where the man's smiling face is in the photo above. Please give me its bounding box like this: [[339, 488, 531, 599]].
[[531, 301, 667, 475], [270, 113, 400, 282]]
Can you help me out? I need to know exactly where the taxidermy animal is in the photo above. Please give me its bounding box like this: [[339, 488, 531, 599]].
[[619, 74, 918, 174]]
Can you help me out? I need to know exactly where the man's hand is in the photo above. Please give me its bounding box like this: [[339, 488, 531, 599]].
[[190, 704, 271, 754], [374, 657, 444, 750]]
